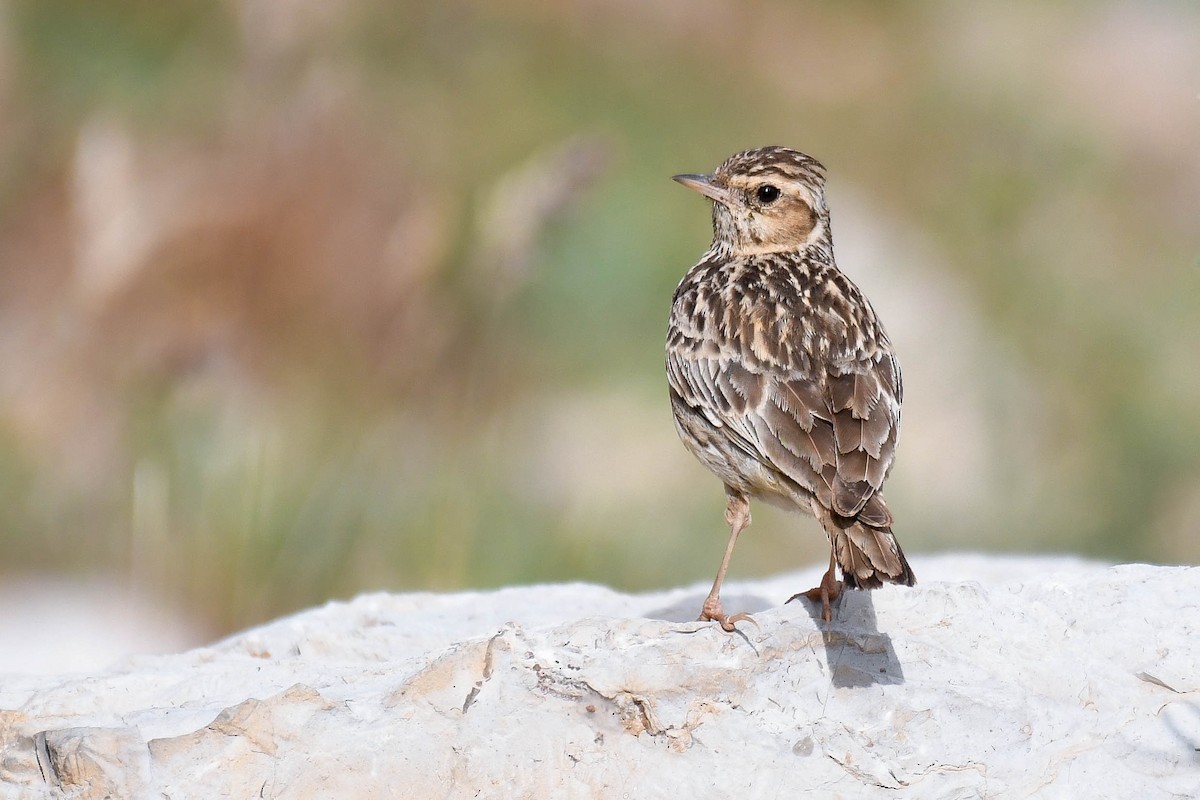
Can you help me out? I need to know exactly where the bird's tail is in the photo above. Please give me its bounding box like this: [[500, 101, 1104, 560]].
[[825, 510, 916, 590]]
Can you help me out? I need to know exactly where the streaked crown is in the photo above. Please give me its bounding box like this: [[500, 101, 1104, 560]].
[[713, 146, 826, 190]]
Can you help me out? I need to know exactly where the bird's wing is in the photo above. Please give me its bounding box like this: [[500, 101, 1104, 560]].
[[667, 344, 901, 526], [824, 351, 902, 522], [666, 350, 765, 463], [667, 343, 837, 507]]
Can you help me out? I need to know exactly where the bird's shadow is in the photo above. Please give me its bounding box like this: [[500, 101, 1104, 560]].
[[1161, 700, 1200, 765], [648, 588, 904, 687], [800, 588, 905, 687]]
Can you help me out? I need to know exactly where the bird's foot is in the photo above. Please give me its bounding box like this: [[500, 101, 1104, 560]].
[[786, 573, 843, 623], [698, 596, 758, 632]]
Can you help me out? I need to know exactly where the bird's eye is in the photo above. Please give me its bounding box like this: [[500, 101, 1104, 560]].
[[755, 184, 781, 205]]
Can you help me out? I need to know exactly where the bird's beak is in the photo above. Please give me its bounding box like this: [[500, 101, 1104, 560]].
[[672, 173, 736, 206]]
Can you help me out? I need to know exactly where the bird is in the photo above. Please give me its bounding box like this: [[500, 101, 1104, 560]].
[[666, 146, 915, 629]]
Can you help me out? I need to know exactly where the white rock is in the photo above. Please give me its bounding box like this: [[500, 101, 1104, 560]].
[[0, 575, 203, 675], [1, 555, 1198, 798]]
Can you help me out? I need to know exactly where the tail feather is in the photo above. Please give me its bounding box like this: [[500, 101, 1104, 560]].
[[828, 513, 915, 590]]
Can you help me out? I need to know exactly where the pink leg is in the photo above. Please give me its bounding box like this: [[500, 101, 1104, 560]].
[[698, 488, 757, 632], [787, 547, 842, 622]]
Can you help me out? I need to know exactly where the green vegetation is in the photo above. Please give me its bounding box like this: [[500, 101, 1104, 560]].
[[0, 1, 1196, 635]]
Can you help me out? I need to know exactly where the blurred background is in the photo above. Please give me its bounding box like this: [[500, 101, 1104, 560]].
[[0, 0, 1197, 667]]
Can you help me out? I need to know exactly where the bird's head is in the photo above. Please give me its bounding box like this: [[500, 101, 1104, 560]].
[[673, 146, 829, 256]]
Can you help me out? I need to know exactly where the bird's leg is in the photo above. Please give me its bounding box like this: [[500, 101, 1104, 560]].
[[788, 547, 842, 623], [698, 488, 756, 632]]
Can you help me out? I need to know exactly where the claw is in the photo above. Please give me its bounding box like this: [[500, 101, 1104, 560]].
[[786, 558, 843, 622], [698, 598, 758, 632], [722, 611, 760, 631]]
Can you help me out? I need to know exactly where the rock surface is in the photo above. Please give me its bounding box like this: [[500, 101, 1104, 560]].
[[0, 575, 203, 675], [1, 555, 1198, 798]]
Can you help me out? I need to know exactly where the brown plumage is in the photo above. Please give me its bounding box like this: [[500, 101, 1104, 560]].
[[667, 146, 915, 628]]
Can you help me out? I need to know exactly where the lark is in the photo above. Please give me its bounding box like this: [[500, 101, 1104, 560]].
[[667, 146, 915, 628]]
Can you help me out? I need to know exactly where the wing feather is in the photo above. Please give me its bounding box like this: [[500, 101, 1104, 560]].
[[669, 350, 901, 521], [827, 358, 901, 516]]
